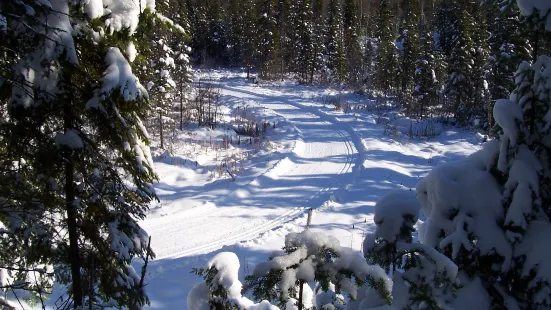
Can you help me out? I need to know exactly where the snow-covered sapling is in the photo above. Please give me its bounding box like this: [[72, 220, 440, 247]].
[[245, 230, 392, 309], [365, 190, 459, 309]]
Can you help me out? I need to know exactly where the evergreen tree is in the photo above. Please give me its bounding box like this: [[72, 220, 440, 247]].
[[274, 0, 293, 78], [227, 0, 245, 66], [150, 37, 177, 150], [343, 0, 363, 87], [443, 0, 476, 123], [470, 0, 491, 127], [374, 0, 396, 95], [243, 1, 258, 79], [361, 37, 377, 94], [326, 0, 346, 82], [364, 191, 458, 309], [245, 230, 392, 309], [397, 0, 421, 98], [382, 2, 551, 308], [295, 0, 314, 83], [435, 0, 457, 57], [256, 0, 277, 78], [0, 1, 161, 307], [309, 0, 325, 84], [412, 29, 439, 118], [486, 0, 532, 129]]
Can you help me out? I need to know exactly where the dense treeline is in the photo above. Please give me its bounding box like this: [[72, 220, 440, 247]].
[[182, 0, 550, 127]]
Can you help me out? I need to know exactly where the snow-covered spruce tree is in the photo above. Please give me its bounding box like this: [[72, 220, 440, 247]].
[[361, 37, 377, 95], [374, 0, 396, 96], [189, 252, 279, 310], [342, 0, 362, 88], [375, 2, 551, 307], [138, 15, 175, 150], [412, 29, 439, 119], [486, 0, 531, 130], [1, 0, 158, 308], [269, 0, 288, 80], [134, 9, 192, 149], [295, 0, 314, 84], [256, 0, 277, 79], [397, 0, 421, 103], [489, 1, 551, 305], [364, 191, 459, 309], [173, 44, 193, 131], [443, 0, 476, 124], [325, 0, 346, 83], [0, 2, 67, 304], [435, 0, 456, 58], [155, 0, 193, 132], [308, 0, 325, 85], [170, 34, 193, 131], [227, 0, 245, 67], [470, 0, 491, 128], [243, 1, 258, 79], [245, 230, 392, 309]]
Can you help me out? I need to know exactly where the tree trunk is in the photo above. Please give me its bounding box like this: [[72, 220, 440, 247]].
[[533, 29, 539, 63], [66, 152, 83, 308], [159, 111, 164, 149], [180, 83, 184, 131], [89, 256, 94, 310], [64, 94, 83, 308], [310, 46, 316, 85], [280, 54, 284, 81], [298, 280, 304, 310], [454, 94, 461, 122]]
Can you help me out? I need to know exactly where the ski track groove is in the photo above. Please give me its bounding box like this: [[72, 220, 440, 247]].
[[162, 125, 356, 259]]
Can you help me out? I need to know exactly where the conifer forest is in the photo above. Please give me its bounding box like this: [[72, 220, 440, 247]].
[[1, 0, 551, 309]]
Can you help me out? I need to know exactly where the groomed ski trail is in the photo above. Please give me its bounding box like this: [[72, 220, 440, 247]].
[[142, 81, 363, 260]]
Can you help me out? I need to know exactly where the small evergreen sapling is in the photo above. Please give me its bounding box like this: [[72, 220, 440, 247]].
[[364, 191, 459, 309], [245, 230, 392, 309]]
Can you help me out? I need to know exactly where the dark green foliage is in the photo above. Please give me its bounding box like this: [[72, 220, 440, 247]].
[[397, 0, 421, 96], [412, 30, 439, 118], [374, 0, 396, 95]]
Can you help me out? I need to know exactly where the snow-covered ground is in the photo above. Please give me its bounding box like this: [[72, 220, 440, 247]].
[[137, 70, 485, 309]]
